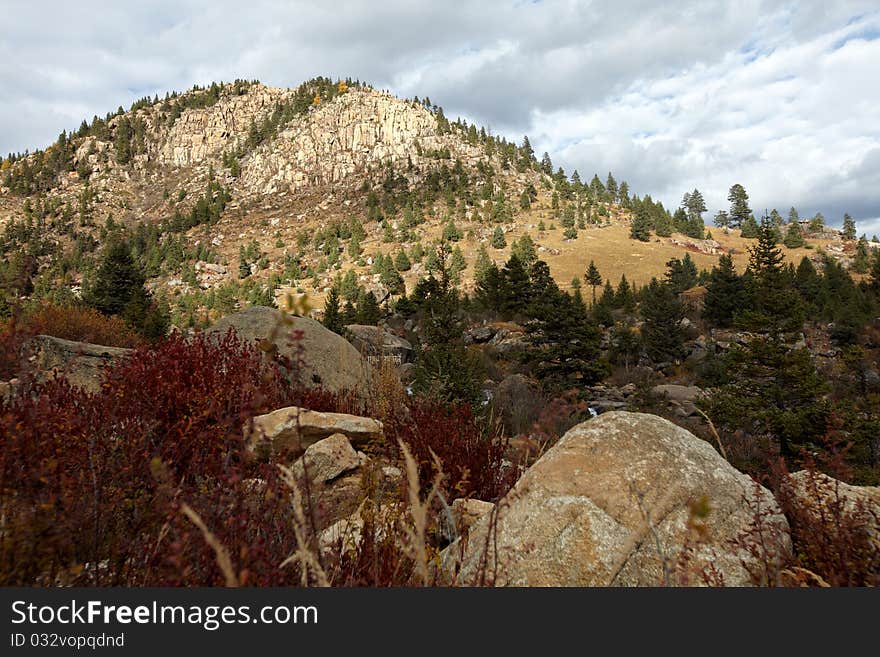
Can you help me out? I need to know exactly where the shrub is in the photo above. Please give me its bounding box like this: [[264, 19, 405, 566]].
[[387, 399, 513, 502], [0, 303, 142, 379], [0, 331, 299, 585]]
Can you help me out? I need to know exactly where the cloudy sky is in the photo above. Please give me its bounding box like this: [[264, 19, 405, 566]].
[[2, 1, 879, 234]]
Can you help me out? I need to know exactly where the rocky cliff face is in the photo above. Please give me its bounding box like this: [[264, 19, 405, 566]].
[[159, 85, 292, 167], [237, 90, 484, 196]]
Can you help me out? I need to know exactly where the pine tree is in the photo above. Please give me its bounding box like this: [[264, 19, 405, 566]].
[[640, 278, 686, 363], [665, 254, 698, 294], [727, 183, 752, 228], [355, 289, 381, 325], [499, 254, 530, 318], [511, 233, 537, 267], [395, 249, 412, 272], [615, 275, 637, 312], [474, 244, 493, 284], [714, 210, 731, 229], [853, 236, 871, 273], [842, 213, 857, 240], [740, 214, 760, 238], [585, 261, 602, 304], [703, 254, 744, 328], [85, 240, 146, 317], [322, 286, 343, 334], [705, 336, 829, 455], [630, 206, 652, 242], [783, 220, 805, 248], [740, 220, 803, 334], [491, 226, 507, 249]]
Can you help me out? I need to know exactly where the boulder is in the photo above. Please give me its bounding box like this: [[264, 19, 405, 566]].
[[292, 433, 361, 484], [783, 471, 880, 544], [451, 499, 495, 535], [441, 412, 789, 586], [208, 306, 373, 401], [651, 384, 707, 417], [247, 406, 384, 458], [344, 324, 412, 365], [25, 335, 132, 393]]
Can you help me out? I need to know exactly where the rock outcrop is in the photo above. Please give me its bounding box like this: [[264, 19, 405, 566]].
[[25, 335, 132, 393], [651, 384, 707, 418], [344, 324, 412, 365], [441, 411, 790, 586], [291, 433, 363, 484], [238, 89, 485, 196], [247, 406, 383, 458], [208, 306, 373, 401], [783, 471, 880, 544]]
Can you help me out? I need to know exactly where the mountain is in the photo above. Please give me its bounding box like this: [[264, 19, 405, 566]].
[[0, 76, 849, 324]]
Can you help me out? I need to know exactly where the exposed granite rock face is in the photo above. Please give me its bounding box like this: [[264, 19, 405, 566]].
[[159, 86, 292, 167], [25, 335, 132, 393], [441, 412, 790, 587], [237, 90, 485, 196]]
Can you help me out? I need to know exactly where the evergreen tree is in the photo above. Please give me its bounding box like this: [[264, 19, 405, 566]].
[[794, 256, 823, 318], [526, 284, 607, 389], [511, 233, 537, 267], [474, 244, 493, 284], [705, 337, 829, 455], [640, 278, 686, 363], [491, 226, 507, 249], [85, 240, 146, 317], [783, 220, 805, 248], [355, 289, 381, 325], [499, 253, 530, 318], [442, 216, 462, 242], [630, 206, 652, 241], [740, 213, 760, 238], [322, 286, 343, 334], [448, 246, 466, 284], [654, 211, 673, 237], [395, 249, 412, 272], [411, 249, 483, 407], [739, 220, 803, 334], [714, 210, 731, 229], [605, 172, 618, 200], [665, 254, 698, 294], [703, 254, 744, 328], [614, 274, 636, 312], [585, 260, 603, 304], [853, 236, 871, 273], [727, 183, 752, 228]]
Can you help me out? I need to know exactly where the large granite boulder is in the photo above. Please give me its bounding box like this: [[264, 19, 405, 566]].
[[344, 324, 412, 365], [441, 411, 790, 586], [25, 335, 132, 393], [208, 306, 373, 401]]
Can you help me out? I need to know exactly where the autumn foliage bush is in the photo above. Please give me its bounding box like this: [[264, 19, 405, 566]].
[[0, 302, 142, 379], [0, 323, 512, 586]]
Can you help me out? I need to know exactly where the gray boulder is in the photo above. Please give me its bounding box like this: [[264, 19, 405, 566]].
[[344, 324, 412, 365], [208, 306, 373, 401], [441, 411, 790, 586], [26, 335, 132, 393]]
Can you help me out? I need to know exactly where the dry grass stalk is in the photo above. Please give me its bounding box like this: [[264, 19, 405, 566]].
[[277, 464, 330, 587], [397, 439, 444, 586], [695, 407, 728, 462]]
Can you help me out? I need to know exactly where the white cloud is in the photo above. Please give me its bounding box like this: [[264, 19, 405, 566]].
[[1, 1, 878, 225]]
